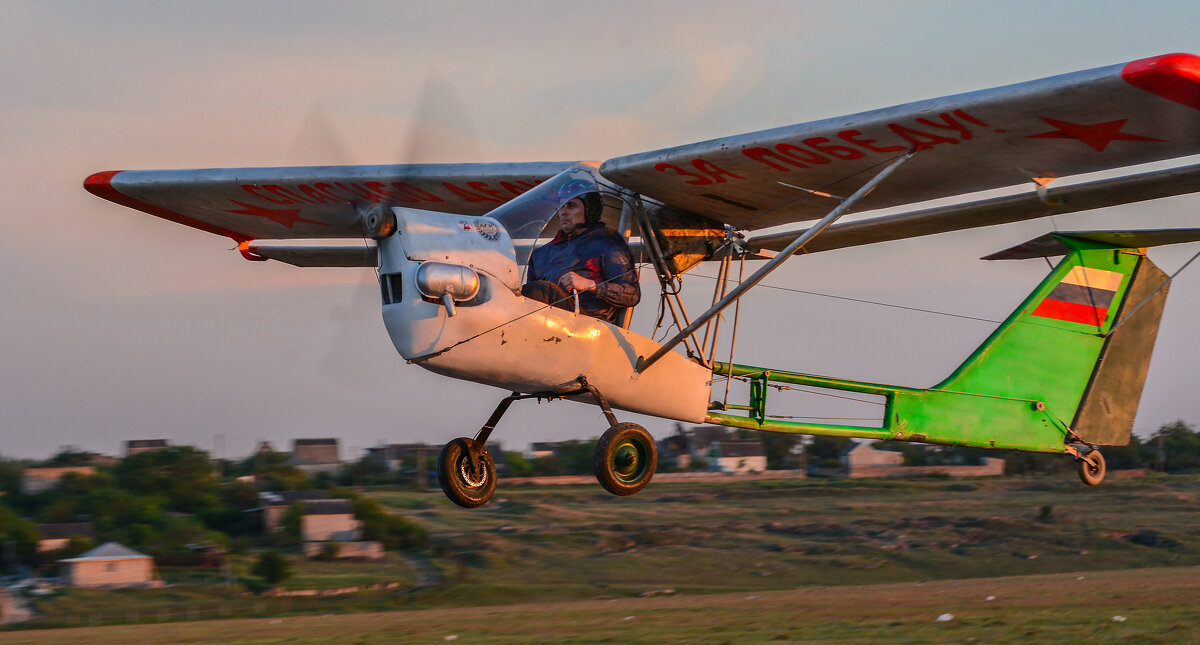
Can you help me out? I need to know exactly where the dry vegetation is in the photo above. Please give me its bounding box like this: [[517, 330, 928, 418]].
[[5, 472, 1199, 642]]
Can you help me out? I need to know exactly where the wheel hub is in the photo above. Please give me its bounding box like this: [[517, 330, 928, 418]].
[[458, 454, 489, 488], [613, 442, 643, 479]]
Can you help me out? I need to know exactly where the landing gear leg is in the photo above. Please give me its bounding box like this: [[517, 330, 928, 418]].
[[578, 377, 658, 497], [1066, 444, 1106, 486], [438, 392, 525, 509]]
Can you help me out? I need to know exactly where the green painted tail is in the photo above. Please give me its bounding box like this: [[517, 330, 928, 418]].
[[932, 236, 1168, 447], [707, 231, 1185, 455]]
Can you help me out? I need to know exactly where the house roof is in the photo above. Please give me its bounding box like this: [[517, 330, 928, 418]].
[[294, 438, 338, 447], [60, 542, 150, 562], [126, 439, 168, 449], [36, 522, 95, 540]]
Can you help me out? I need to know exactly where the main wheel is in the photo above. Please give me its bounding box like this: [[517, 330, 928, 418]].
[[594, 423, 657, 496], [438, 437, 497, 508], [1077, 448, 1106, 486]]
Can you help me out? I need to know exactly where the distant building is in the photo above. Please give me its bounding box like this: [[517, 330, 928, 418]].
[[711, 439, 767, 474], [124, 439, 169, 456], [841, 442, 903, 469], [366, 443, 435, 472], [257, 490, 330, 533], [59, 542, 158, 588], [35, 522, 95, 553], [300, 499, 360, 541], [298, 499, 384, 560], [657, 433, 692, 470], [659, 426, 769, 473], [20, 466, 96, 494], [528, 442, 558, 459], [809, 441, 1005, 479], [290, 438, 341, 475]]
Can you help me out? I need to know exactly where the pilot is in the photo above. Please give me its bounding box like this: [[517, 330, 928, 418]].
[[522, 181, 640, 322]]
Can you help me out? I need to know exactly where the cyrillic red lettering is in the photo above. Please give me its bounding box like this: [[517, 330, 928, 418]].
[[242, 185, 294, 205], [442, 182, 493, 202], [390, 182, 443, 202], [916, 112, 972, 140], [690, 158, 742, 183], [803, 137, 865, 160], [837, 129, 905, 153], [655, 162, 711, 186], [466, 182, 504, 201], [952, 109, 990, 128], [265, 185, 315, 204], [296, 184, 337, 204], [334, 182, 385, 202], [776, 143, 830, 165], [743, 147, 798, 171], [499, 181, 530, 195], [314, 182, 352, 201], [364, 182, 418, 204], [887, 123, 959, 148]]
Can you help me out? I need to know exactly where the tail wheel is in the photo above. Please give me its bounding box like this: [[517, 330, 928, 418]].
[[594, 423, 657, 496], [438, 437, 497, 508], [1077, 448, 1106, 486]]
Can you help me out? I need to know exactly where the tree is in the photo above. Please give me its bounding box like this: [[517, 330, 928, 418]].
[[759, 434, 800, 470], [251, 550, 293, 585], [114, 447, 219, 513], [353, 497, 429, 550], [504, 452, 532, 477], [1149, 420, 1200, 472], [806, 436, 851, 468]]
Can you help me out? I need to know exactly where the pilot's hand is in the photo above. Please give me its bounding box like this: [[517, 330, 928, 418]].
[[559, 272, 596, 292]]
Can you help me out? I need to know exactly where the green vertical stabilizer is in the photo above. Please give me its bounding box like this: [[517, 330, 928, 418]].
[[708, 235, 1170, 453]]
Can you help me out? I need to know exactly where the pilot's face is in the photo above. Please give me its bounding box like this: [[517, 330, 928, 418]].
[[556, 197, 587, 232]]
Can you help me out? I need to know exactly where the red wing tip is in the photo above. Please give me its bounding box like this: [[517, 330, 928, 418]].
[[1122, 53, 1200, 110], [83, 170, 125, 197]]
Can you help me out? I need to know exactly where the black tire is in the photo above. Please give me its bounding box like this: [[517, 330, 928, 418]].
[[594, 423, 657, 496], [1077, 448, 1106, 486], [438, 438, 497, 508]]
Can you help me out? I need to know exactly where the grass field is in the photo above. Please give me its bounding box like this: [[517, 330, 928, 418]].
[[5, 472, 1199, 641], [1, 567, 1196, 644]]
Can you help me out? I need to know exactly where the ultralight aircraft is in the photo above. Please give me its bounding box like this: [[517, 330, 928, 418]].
[[86, 53, 1200, 507]]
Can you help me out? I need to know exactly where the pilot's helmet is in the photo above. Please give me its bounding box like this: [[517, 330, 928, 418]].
[[556, 178, 604, 224]]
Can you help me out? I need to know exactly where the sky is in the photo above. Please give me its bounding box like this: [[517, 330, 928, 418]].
[[3, 1, 1200, 460]]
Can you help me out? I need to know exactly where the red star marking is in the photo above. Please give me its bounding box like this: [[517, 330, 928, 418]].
[[224, 200, 326, 228], [1027, 117, 1165, 152]]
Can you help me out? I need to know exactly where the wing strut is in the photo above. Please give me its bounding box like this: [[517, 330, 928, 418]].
[[636, 150, 919, 373]]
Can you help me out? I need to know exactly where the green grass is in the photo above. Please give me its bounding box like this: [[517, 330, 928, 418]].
[[8, 472, 1200, 637]]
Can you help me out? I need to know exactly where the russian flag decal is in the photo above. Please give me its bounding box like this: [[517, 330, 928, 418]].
[[1031, 266, 1123, 326]]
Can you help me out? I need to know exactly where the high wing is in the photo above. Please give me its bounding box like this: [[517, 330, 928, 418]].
[[746, 161, 1200, 255], [600, 53, 1200, 231], [85, 162, 576, 241]]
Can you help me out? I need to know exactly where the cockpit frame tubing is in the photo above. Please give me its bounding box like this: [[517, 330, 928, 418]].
[[637, 150, 918, 373], [625, 191, 708, 362]]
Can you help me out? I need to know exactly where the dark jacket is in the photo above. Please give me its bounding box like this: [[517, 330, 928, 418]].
[[527, 223, 640, 318]]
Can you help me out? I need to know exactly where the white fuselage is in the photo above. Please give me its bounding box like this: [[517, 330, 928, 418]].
[[378, 208, 712, 423]]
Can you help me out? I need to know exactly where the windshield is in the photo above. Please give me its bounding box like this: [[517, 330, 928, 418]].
[[485, 164, 604, 241]]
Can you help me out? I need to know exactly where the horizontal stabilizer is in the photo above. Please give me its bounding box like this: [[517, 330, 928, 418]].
[[984, 228, 1200, 260]]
